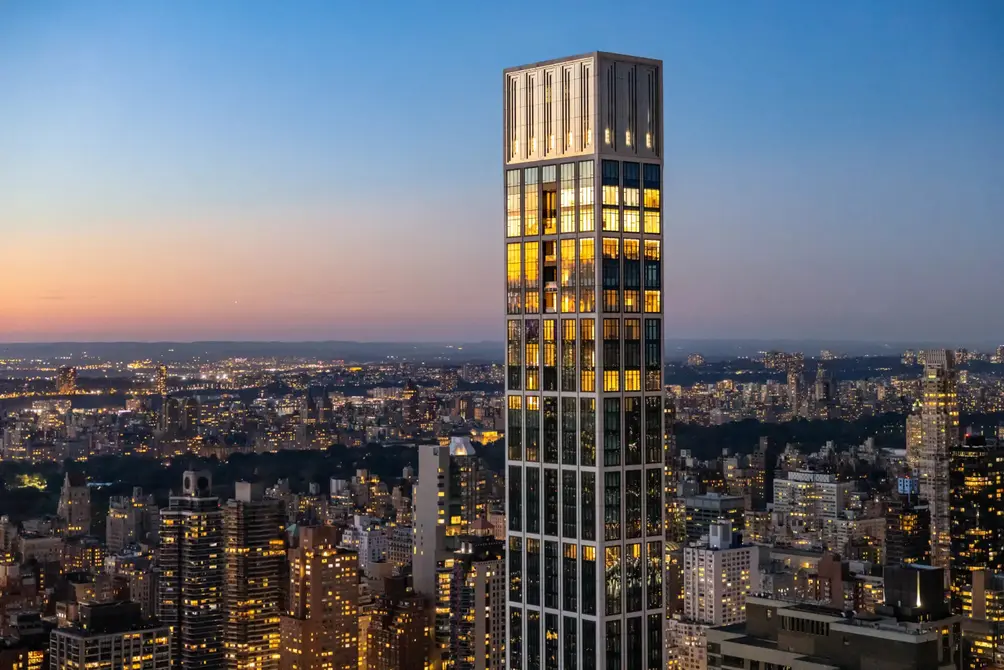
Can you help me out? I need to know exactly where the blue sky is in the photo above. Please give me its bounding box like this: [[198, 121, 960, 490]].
[[0, 0, 1002, 343]]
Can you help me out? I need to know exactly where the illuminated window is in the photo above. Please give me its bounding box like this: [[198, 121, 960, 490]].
[[624, 239, 640, 261], [507, 243, 521, 289], [644, 291, 660, 313], [560, 163, 575, 233], [624, 290, 640, 313], [603, 370, 620, 392], [578, 160, 594, 232], [524, 168, 539, 235], [580, 318, 595, 392], [524, 290, 539, 314], [507, 320, 522, 389], [507, 170, 521, 237], [524, 242, 539, 288], [625, 370, 641, 391], [526, 397, 540, 462], [623, 209, 640, 233], [602, 186, 619, 206], [602, 207, 619, 231], [643, 210, 660, 234], [542, 166, 557, 234]]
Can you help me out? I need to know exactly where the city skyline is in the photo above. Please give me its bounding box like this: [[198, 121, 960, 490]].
[[2, 1, 1003, 343]]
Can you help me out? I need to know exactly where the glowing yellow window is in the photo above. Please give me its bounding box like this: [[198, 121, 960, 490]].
[[623, 210, 640, 233], [602, 208, 619, 232], [604, 370, 620, 392], [645, 291, 661, 313], [644, 211, 660, 234]]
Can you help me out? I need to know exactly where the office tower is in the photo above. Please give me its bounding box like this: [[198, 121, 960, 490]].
[[906, 413, 923, 474], [57, 366, 77, 395], [918, 350, 959, 571], [49, 601, 170, 670], [223, 482, 286, 670], [707, 572, 960, 670], [413, 436, 485, 658], [106, 487, 158, 553], [960, 570, 1004, 670], [682, 522, 754, 626], [58, 472, 91, 537], [158, 471, 224, 670], [503, 51, 666, 670], [156, 365, 168, 397], [682, 493, 745, 543], [450, 536, 506, 670], [884, 498, 931, 566], [280, 526, 358, 670], [950, 435, 1004, 612]]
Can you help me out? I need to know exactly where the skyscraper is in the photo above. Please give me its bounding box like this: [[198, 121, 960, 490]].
[[413, 436, 486, 662], [449, 535, 506, 670], [223, 482, 286, 670], [918, 349, 959, 571], [950, 435, 1004, 613], [156, 364, 168, 397], [503, 52, 665, 670], [280, 526, 358, 670], [57, 366, 77, 395], [158, 470, 224, 670]]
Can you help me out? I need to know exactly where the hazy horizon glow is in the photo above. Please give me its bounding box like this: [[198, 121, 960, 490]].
[[2, 1, 1003, 343]]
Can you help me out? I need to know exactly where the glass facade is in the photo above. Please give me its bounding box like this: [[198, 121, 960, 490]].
[[506, 53, 663, 670]]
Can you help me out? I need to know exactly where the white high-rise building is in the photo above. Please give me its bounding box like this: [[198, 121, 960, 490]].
[[918, 349, 958, 572], [772, 470, 855, 548], [503, 52, 666, 670], [682, 522, 755, 627], [668, 522, 756, 670]]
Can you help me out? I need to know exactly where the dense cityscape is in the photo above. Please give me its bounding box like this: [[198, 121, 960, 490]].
[[2, 334, 1004, 670], [2, 7, 1003, 668]]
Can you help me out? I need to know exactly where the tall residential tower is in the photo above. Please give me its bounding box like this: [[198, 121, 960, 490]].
[[918, 349, 959, 572], [158, 471, 224, 670], [503, 52, 665, 670]]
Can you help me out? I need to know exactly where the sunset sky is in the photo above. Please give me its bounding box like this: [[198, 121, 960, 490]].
[[1, 1, 1002, 343]]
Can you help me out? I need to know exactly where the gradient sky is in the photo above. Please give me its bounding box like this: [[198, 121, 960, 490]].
[[1, 1, 1002, 344]]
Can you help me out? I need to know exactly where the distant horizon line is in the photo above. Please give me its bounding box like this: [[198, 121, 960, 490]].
[[1, 337, 1000, 348]]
